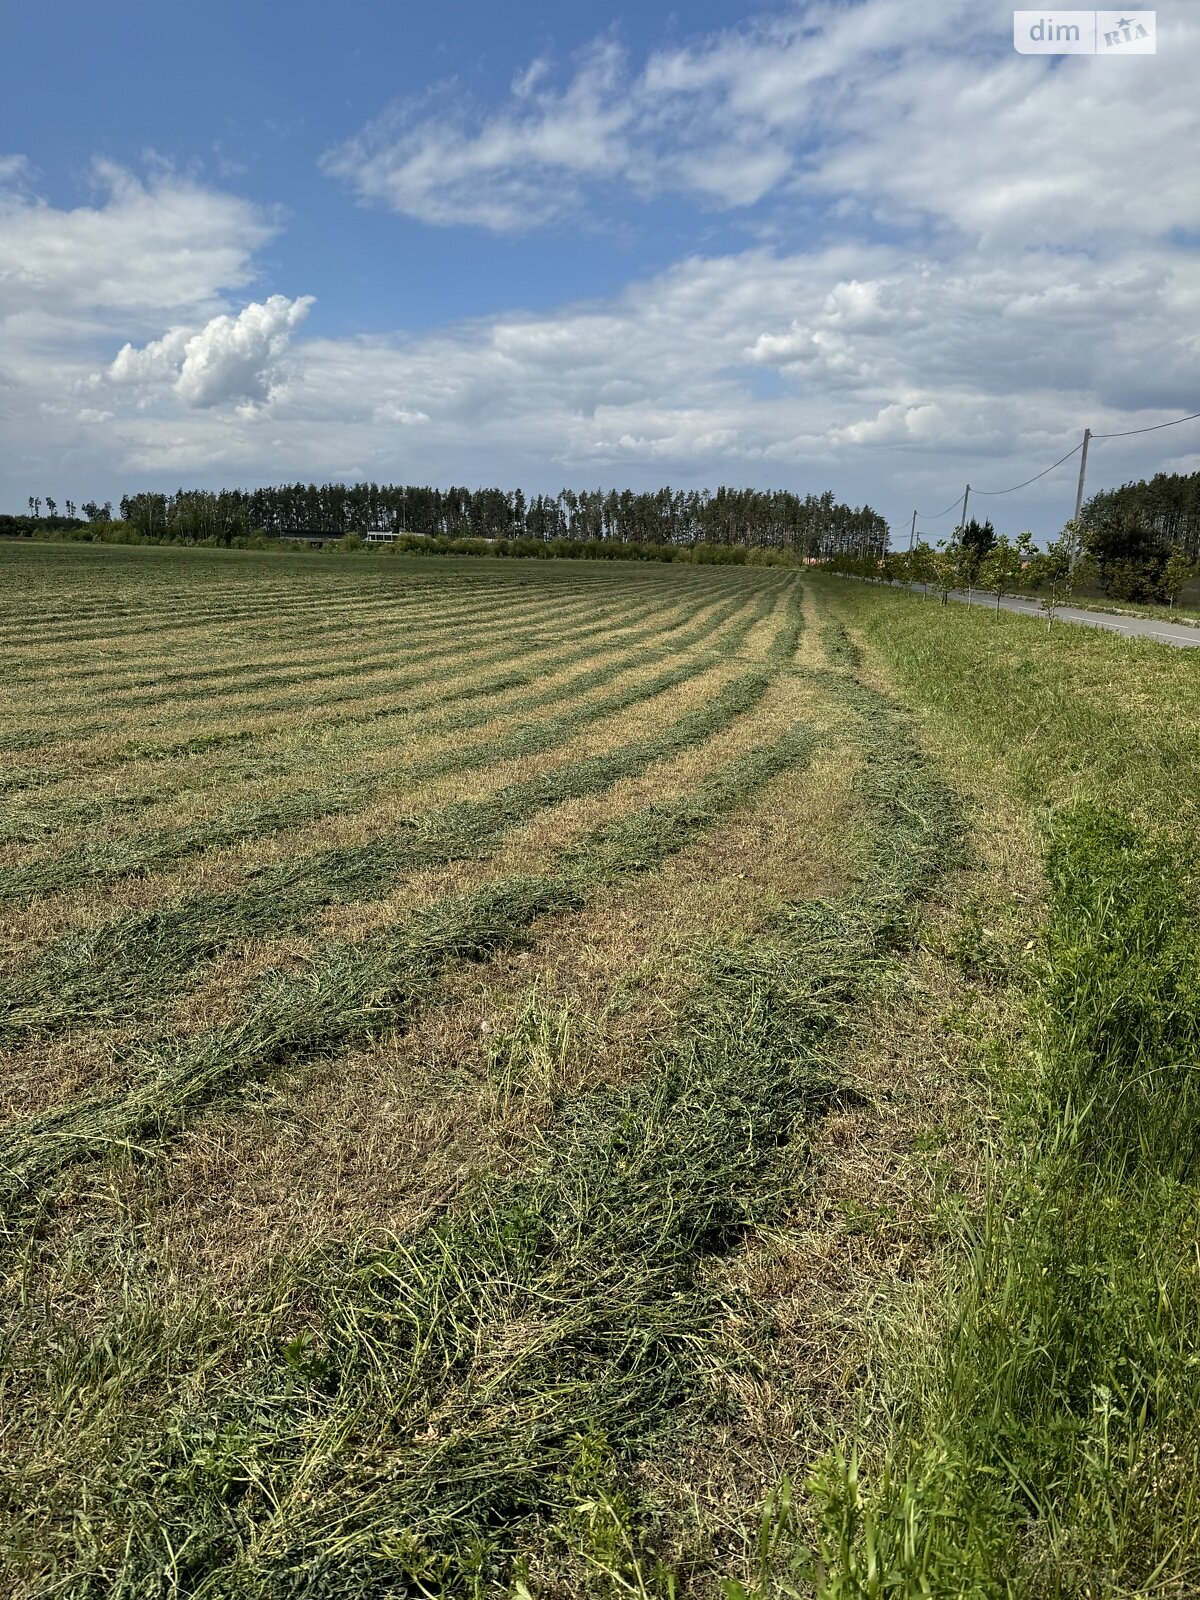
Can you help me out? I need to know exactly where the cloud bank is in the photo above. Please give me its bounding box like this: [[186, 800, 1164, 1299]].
[[321, 0, 1199, 244], [0, 159, 276, 319]]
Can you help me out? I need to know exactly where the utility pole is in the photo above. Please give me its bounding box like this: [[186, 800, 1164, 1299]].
[[908, 509, 917, 551], [1073, 427, 1091, 524], [959, 483, 971, 534], [1070, 427, 1091, 573]]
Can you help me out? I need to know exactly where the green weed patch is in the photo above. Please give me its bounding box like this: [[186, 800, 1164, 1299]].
[[796, 580, 1200, 1597]]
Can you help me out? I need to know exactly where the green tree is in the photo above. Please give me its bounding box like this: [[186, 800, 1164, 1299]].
[[958, 517, 996, 600], [931, 535, 965, 606], [909, 538, 936, 598], [122, 493, 168, 540], [979, 531, 1033, 615], [1083, 504, 1163, 597], [1081, 468, 1200, 569], [1026, 524, 1080, 629], [886, 549, 911, 589], [1160, 546, 1197, 610]]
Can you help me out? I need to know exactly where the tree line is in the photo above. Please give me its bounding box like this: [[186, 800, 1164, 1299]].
[[1077, 470, 1200, 601], [821, 466, 1200, 613], [6, 482, 887, 560], [830, 515, 1199, 622]]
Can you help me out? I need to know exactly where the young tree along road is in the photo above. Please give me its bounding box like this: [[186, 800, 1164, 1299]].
[[901, 582, 1200, 648]]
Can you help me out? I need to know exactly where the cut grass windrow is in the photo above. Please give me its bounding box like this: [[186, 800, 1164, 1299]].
[[9, 628, 959, 1595], [0, 583, 774, 844], [0, 567, 582, 655], [0, 576, 524, 675], [0, 558, 736, 658], [0, 578, 757, 784], [7, 573, 687, 715], [0, 724, 818, 1240], [0, 577, 646, 695], [0, 586, 777, 874], [0, 667, 784, 1042], [14, 600, 580, 717], [0, 563, 740, 681], [0, 589, 688, 795], [0, 585, 481, 654], [21, 571, 770, 744], [0, 642, 748, 897], [0, 589, 663, 755]]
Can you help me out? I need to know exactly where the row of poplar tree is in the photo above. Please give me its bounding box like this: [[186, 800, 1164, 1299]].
[[10, 482, 887, 561]]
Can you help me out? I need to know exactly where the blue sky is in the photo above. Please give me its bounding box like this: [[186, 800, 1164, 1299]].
[[7, 1, 757, 330], [3, 0, 1198, 538]]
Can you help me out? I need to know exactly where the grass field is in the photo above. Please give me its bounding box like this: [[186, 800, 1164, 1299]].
[[1, 540, 1198, 1597]]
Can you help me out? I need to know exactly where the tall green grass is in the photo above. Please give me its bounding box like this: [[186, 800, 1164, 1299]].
[[801, 805, 1200, 1595], [792, 580, 1200, 1596], [818, 577, 1200, 839]]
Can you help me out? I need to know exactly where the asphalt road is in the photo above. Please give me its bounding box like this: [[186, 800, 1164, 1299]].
[[900, 584, 1200, 649]]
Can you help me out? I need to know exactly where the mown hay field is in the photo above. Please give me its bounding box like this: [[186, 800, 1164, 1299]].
[[0, 540, 900, 1596], [3, 539, 1199, 1597]]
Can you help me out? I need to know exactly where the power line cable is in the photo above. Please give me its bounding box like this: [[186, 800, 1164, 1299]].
[[973, 441, 1083, 496], [908, 406, 1198, 537], [1092, 408, 1200, 440], [915, 494, 963, 519], [915, 443, 1080, 521]]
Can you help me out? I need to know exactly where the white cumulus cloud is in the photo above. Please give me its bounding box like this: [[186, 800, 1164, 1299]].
[[321, 40, 634, 232], [109, 294, 315, 408]]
